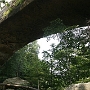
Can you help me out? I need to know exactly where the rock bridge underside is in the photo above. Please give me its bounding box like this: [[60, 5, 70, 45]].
[[0, 0, 90, 66]]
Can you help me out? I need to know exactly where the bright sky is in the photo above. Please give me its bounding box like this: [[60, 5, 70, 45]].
[[6, 0, 11, 2], [37, 26, 89, 59], [0, 0, 12, 7], [37, 37, 59, 59]]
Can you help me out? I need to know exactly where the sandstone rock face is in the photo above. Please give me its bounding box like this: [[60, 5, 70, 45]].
[[65, 82, 90, 90]]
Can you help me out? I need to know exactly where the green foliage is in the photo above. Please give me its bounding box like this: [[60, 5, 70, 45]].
[[0, 41, 49, 89], [43, 18, 79, 37], [0, 0, 25, 18], [43, 26, 90, 89], [76, 77, 90, 83], [15, 0, 24, 6], [0, 17, 90, 90]]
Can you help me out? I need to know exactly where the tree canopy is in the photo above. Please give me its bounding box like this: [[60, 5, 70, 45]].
[[43, 26, 90, 89]]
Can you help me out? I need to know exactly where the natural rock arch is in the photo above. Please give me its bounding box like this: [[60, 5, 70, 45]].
[[0, 0, 90, 66]]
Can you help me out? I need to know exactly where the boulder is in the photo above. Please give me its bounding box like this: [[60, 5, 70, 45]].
[[3, 77, 30, 86], [65, 82, 90, 90]]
